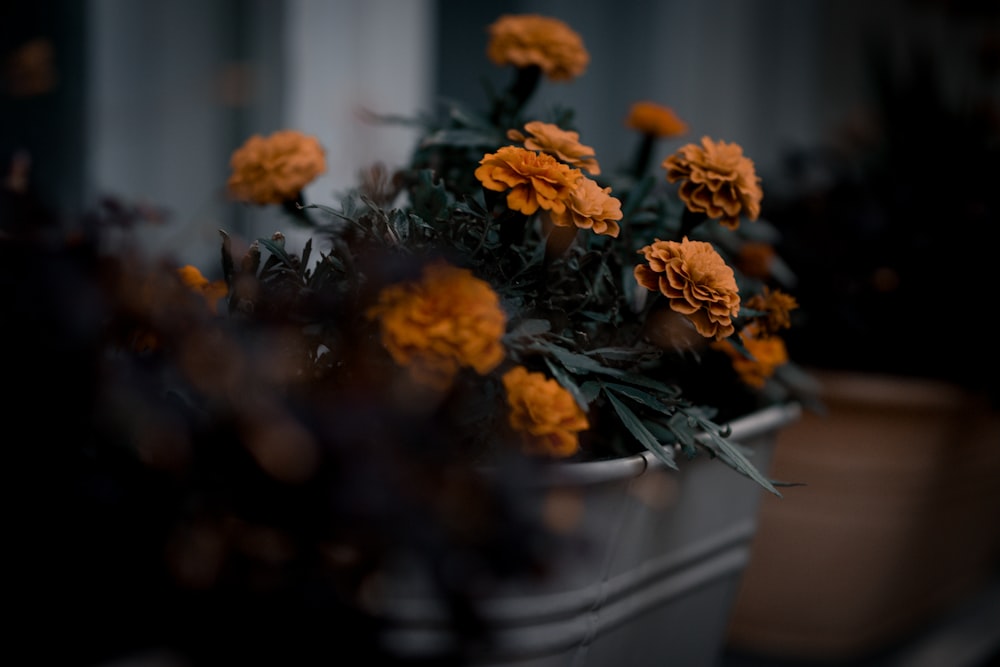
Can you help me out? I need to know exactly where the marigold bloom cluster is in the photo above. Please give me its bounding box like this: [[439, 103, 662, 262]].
[[548, 177, 623, 238], [746, 287, 798, 335], [634, 237, 740, 340], [366, 262, 507, 390], [663, 136, 762, 230], [507, 121, 601, 175], [712, 323, 789, 388], [227, 129, 327, 206], [625, 101, 688, 138], [502, 366, 588, 458], [486, 14, 590, 81], [475, 146, 581, 215]]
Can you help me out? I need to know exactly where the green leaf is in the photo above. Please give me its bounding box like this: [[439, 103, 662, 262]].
[[578, 309, 612, 323], [620, 173, 657, 221], [257, 237, 299, 270], [603, 383, 678, 415], [300, 238, 313, 275], [507, 318, 551, 339], [606, 391, 678, 470], [542, 343, 614, 374], [579, 380, 604, 402], [420, 128, 501, 148], [218, 229, 235, 288], [543, 357, 590, 413], [691, 418, 780, 496]]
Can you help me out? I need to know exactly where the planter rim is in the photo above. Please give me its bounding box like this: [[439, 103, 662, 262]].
[[485, 401, 801, 487]]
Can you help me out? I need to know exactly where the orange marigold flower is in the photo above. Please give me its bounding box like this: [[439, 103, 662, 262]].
[[475, 146, 582, 215], [177, 265, 228, 314], [745, 287, 799, 335], [662, 136, 762, 230], [366, 262, 507, 391], [735, 241, 776, 279], [507, 120, 601, 175], [625, 101, 688, 138], [711, 323, 789, 388], [227, 129, 326, 206], [634, 237, 740, 340], [547, 176, 622, 237], [486, 14, 589, 82], [502, 365, 588, 458]]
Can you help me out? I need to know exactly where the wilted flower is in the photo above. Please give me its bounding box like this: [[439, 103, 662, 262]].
[[547, 176, 623, 237], [502, 365, 588, 458], [486, 14, 590, 81], [634, 237, 740, 340], [366, 262, 508, 391], [475, 145, 582, 215], [625, 101, 688, 138], [507, 121, 601, 175], [227, 129, 326, 205], [663, 136, 762, 229]]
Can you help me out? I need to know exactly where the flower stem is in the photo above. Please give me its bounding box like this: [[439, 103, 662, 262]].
[[630, 134, 657, 180], [678, 208, 708, 240], [282, 192, 314, 227], [491, 65, 542, 128]]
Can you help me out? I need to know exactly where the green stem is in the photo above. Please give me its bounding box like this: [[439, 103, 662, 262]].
[[281, 191, 314, 227], [678, 208, 708, 240], [630, 134, 658, 180], [491, 65, 542, 128], [498, 208, 528, 249]]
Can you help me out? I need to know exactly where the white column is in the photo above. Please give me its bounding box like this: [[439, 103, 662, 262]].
[[283, 0, 437, 202]]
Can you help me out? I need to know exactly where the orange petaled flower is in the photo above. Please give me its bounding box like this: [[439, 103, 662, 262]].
[[711, 323, 789, 388], [745, 287, 798, 335], [662, 136, 762, 230], [475, 146, 582, 215], [486, 14, 590, 82], [502, 366, 588, 458], [177, 265, 228, 315], [547, 177, 623, 237], [625, 101, 688, 138], [366, 262, 507, 391], [507, 121, 601, 175], [634, 237, 740, 340], [735, 242, 776, 279], [227, 129, 326, 205]]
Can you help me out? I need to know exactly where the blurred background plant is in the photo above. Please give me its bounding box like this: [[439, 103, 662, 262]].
[[770, 2, 1000, 401]]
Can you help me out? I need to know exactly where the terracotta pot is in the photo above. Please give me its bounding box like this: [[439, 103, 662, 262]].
[[727, 371, 1000, 662], [375, 403, 801, 666]]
